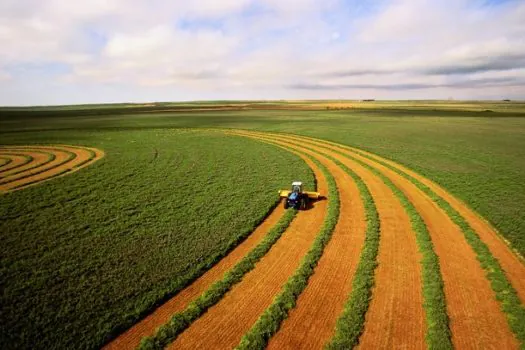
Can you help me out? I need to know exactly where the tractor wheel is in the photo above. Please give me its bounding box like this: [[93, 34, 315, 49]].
[[300, 198, 307, 210], [284, 199, 289, 209]]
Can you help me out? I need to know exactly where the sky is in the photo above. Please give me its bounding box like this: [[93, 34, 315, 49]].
[[1, 0, 524, 105]]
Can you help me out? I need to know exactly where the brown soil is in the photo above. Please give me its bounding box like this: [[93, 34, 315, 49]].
[[0, 145, 103, 192], [0, 153, 37, 175], [247, 134, 367, 349], [104, 205, 286, 350], [0, 151, 51, 178], [245, 132, 426, 349], [350, 147, 525, 304], [327, 143, 519, 348], [168, 150, 328, 350]]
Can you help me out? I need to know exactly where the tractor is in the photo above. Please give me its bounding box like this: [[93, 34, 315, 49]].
[[279, 181, 321, 210]]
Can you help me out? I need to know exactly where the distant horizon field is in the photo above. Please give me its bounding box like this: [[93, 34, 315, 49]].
[[1, 99, 525, 110], [2, 102, 524, 256]]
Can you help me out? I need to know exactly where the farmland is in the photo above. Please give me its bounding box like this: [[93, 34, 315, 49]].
[[1, 100, 525, 349]]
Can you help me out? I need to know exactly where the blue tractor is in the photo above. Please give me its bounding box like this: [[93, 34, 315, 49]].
[[279, 181, 321, 210]]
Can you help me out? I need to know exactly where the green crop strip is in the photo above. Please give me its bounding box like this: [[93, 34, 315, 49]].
[[1, 131, 314, 349], [0, 153, 33, 175], [139, 208, 298, 350], [318, 149, 451, 349], [236, 149, 340, 350], [234, 132, 380, 349], [314, 155, 381, 349], [0, 148, 73, 186], [0, 157, 13, 168], [0, 151, 49, 179], [341, 147, 525, 346], [264, 133, 452, 348]]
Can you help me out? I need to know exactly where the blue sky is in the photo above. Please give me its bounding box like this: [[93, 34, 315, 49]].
[[0, 0, 524, 105]]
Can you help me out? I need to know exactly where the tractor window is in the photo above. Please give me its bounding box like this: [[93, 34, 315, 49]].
[[292, 185, 301, 193]]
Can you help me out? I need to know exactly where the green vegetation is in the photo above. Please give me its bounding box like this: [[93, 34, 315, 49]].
[[349, 148, 525, 346], [0, 129, 314, 349], [2, 101, 523, 256], [317, 157, 381, 349], [316, 148, 452, 349], [237, 152, 340, 350], [139, 208, 298, 350], [1, 101, 524, 349]]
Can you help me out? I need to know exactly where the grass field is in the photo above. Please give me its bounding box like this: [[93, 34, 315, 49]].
[[1, 100, 524, 349], [0, 129, 314, 349]]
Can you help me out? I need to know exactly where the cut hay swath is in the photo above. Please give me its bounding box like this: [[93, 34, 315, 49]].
[[0, 145, 103, 193]]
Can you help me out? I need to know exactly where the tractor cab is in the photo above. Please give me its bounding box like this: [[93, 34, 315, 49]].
[[291, 181, 303, 194]]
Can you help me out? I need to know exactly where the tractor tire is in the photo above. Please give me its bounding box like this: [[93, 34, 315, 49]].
[[284, 199, 289, 209], [300, 198, 307, 210]]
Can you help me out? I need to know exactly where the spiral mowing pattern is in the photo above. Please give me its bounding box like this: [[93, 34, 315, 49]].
[[0, 145, 104, 193]]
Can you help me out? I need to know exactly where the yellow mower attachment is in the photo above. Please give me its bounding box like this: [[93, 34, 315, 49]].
[[279, 181, 321, 210], [278, 190, 321, 199]]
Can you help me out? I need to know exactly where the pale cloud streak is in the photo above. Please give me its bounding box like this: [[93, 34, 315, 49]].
[[1, 0, 524, 105]]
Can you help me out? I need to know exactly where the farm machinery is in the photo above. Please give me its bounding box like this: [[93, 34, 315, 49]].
[[279, 181, 321, 210]]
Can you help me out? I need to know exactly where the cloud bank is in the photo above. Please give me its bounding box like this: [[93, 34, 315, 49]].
[[1, 0, 524, 105]]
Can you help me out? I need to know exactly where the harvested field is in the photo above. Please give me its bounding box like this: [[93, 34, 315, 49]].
[[167, 153, 328, 349], [130, 130, 523, 350], [2, 119, 524, 349], [0, 145, 103, 192], [105, 205, 287, 350]]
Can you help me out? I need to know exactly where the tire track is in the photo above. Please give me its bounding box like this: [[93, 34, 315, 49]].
[[105, 205, 286, 350], [288, 135, 519, 348], [167, 151, 328, 350]]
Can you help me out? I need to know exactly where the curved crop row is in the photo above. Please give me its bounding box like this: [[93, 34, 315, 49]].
[[0, 151, 56, 180], [0, 149, 73, 186], [323, 150, 452, 349], [233, 131, 380, 349], [0, 154, 33, 175], [265, 132, 451, 348], [139, 208, 298, 349], [283, 132, 524, 346], [236, 146, 340, 349], [237, 130, 522, 348], [348, 148, 525, 346], [0, 145, 103, 192]]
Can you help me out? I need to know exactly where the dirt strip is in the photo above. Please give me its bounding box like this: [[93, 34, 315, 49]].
[[104, 205, 286, 350], [347, 146, 525, 303], [168, 150, 328, 350], [0, 154, 33, 174], [0, 146, 104, 192], [242, 134, 367, 349], [331, 144, 519, 348], [0, 151, 49, 178], [244, 132, 427, 349], [0, 157, 9, 167], [0, 149, 71, 189]]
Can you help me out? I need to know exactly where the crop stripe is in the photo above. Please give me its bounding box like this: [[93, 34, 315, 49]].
[[235, 143, 340, 350], [138, 206, 298, 349]]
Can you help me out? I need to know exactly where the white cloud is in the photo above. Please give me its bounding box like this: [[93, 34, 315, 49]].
[[1, 0, 525, 104]]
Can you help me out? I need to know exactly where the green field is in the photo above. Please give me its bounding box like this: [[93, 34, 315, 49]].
[[1, 100, 524, 349], [0, 129, 314, 349]]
